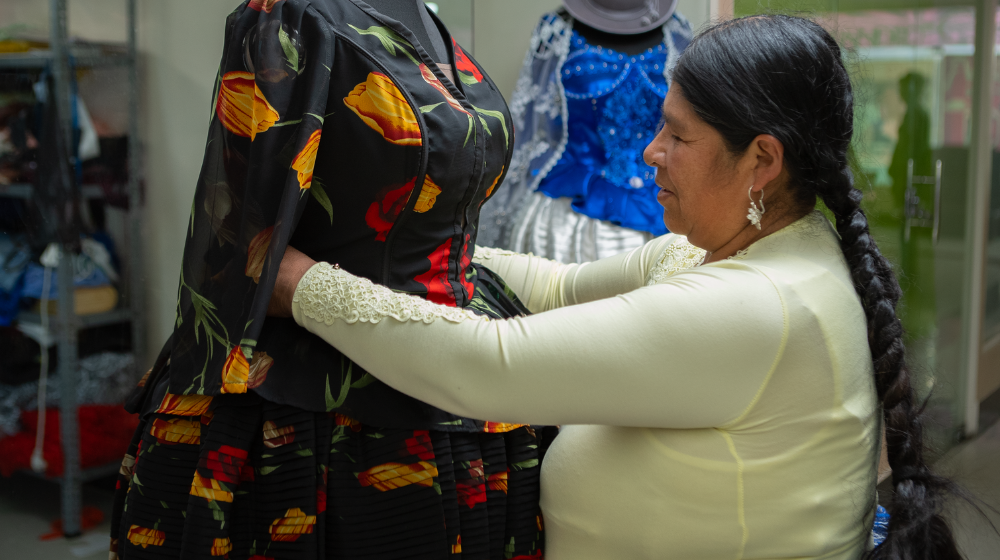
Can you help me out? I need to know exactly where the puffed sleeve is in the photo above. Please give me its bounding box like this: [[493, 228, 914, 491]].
[[290, 259, 785, 428], [473, 235, 679, 313], [164, 0, 336, 397]]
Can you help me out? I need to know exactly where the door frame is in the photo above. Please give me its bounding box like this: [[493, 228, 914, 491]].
[[961, 0, 998, 437]]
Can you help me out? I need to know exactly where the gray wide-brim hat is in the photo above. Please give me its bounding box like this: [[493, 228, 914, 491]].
[[563, 0, 678, 35]]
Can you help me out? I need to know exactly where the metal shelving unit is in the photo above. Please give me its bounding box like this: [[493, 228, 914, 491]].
[[0, 0, 143, 537]]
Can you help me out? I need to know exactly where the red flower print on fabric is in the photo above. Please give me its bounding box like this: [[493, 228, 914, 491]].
[[240, 462, 255, 482], [200, 445, 248, 484], [405, 430, 435, 461], [333, 413, 363, 432], [414, 234, 475, 307], [248, 0, 283, 12], [317, 465, 328, 514], [365, 179, 416, 242], [452, 40, 482, 83], [456, 479, 487, 509], [413, 238, 457, 306]]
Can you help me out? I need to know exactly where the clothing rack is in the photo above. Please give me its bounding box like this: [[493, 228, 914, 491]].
[[0, 0, 143, 537]]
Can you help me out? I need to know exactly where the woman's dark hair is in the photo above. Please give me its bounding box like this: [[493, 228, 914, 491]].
[[672, 15, 961, 559]]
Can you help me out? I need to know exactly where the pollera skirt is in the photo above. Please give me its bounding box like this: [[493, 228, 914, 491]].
[[109, 388, 552, 560]]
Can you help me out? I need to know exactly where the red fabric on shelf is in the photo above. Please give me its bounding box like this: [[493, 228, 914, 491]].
[[0, 405, 137, 477]]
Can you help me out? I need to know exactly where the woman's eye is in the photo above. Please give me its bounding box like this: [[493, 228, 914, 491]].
[[671, 134, 682, 142]]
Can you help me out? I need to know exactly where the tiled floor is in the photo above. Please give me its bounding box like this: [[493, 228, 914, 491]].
[[939, 419, 1000, 559], [1, 424, 998, 559], [0, 472, 114, 560]]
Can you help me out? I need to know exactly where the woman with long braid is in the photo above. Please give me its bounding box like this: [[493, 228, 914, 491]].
[[268, 15, 962, 559]]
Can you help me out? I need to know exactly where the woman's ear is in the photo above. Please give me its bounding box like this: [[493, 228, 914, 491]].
[[748, 134, 784, 192]]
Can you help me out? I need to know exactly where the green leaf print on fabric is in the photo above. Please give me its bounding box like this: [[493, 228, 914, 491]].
[[310, 179, 334, 224], [467, 292, 493, 315], [348, 24, 420, 65], [331, 425, 349, 447], [325, 359, 353, 411], [178, 270, 230, 351], [176, 267, 232, 394], [471, 105, 509, 150], [458, 71, 479, 86], [278, 26, 301, 73], [510, 458, 538, 471], [350, 373, 377, 389]]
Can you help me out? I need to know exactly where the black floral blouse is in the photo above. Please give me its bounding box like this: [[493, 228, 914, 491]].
[[112, 2, 549, 559], [152, 0, 519, 428]]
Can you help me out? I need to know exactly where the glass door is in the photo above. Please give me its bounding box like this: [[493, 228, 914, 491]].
[[737, 0, 986, 452]]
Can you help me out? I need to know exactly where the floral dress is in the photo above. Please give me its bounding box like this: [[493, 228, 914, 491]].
[[110, 1, 551, 558]]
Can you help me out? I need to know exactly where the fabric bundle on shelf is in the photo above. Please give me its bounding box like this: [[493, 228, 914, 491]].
[[0, 404, 138, 477], [0, 351, 136, 437]]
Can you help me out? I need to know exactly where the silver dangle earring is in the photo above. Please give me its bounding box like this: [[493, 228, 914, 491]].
[[747, 185, 765, 230]]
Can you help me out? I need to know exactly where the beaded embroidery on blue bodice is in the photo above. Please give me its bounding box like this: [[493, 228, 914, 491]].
[[536, 29, 678, 235]]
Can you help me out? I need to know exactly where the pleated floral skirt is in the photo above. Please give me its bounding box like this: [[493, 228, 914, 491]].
[[109, 390, 550, 559]]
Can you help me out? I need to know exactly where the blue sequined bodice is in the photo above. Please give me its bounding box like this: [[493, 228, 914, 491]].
[[537, 30, 673, 235]]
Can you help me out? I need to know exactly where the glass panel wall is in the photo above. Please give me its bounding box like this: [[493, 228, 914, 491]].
[[426, 1, 472, 53], [736, 0, 984, 451], [985, 10, 1000, 343]]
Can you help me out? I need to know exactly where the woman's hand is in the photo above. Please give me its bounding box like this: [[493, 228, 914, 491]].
[[267, 245, 317, 318]]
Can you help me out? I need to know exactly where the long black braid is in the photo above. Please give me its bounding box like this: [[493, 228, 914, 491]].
[[672, 15, 962, 559]]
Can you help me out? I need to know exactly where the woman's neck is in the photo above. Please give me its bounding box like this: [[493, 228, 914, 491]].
[[365, 0, 447, 62], [702, 204, 813, 264]]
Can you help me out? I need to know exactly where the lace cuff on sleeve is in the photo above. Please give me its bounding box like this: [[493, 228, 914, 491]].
[[293, 262, 486, 325], [473, 246, 523, 260]]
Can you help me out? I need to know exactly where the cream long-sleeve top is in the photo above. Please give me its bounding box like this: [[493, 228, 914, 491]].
[[291, 211, 880, 560]]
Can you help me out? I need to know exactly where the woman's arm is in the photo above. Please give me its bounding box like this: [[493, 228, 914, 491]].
[[290, 259, 785, 428], [473, 235, 679, 313]]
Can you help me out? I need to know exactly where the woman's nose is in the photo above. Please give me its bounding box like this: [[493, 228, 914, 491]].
[[643, 141, 657, 168]]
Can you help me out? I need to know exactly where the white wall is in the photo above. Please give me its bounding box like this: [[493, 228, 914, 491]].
[[137, 1, 236, 361]]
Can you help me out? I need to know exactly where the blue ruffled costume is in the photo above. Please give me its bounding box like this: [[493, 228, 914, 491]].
[[536, 29, 688, 236]]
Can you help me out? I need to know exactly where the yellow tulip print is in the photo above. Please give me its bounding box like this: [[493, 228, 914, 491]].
[[357, 461, 438, 492], [245, 226, 274, 284], [210, 537, 233, 556], [216, 71, 280, 140], [149, 418, 201, 445], [270, 508, 316, 542], [220, 346, 250, 394], [414, 176, 443, 213], [127, 525, 165, 549], [155, 393, 213, 416], [344, 72, 421, 146], [292, 130, 321, 190], [190, 471, 234, 503]]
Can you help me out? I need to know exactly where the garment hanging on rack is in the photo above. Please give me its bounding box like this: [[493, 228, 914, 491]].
[[478, 11, 691, 263]]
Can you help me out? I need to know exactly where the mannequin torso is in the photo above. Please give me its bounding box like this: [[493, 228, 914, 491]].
[[365, 0, 447, 62]]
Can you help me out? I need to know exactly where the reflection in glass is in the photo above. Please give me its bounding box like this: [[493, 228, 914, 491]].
[[736, 3, 980, 451]]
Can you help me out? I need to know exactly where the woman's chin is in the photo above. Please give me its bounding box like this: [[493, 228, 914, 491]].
[[662, 211, 679, 234]]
